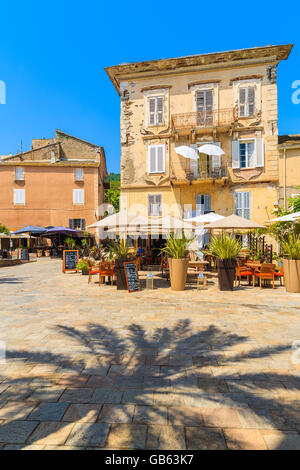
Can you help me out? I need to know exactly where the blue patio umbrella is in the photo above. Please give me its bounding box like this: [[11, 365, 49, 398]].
[[13, 225, 46, 235]]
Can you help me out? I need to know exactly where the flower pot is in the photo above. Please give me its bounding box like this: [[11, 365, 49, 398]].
[[45, 250, 51, 257], [217, 258, 236, 291], [168, 258, 189, 291], [115, 258, 130, 290], [283, 259, 300, 293]]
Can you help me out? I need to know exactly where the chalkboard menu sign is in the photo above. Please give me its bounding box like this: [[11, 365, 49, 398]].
[[63, 250, 78, 273], [124, 261, 141, 293], [21, 249, 29, 261]]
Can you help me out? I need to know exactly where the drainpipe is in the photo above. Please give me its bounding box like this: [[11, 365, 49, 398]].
[[283, 147, 287, 210]]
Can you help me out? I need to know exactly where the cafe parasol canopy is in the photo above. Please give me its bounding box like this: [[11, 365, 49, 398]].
[[42, 227, 83, 237], [14, 225, 46, 235], [269, 211, 300, 223], [206, 214, 264, 230]]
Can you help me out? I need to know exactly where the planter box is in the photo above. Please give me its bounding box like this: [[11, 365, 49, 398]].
[[115, 258, 130, 290], [168, 258, 189, 291], [217, 258, 236, 291], [283, 259, 300, 293]]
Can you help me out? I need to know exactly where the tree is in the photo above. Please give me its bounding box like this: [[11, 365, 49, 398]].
[[105, 179, 120, 212], [0, 222, 9, 234]]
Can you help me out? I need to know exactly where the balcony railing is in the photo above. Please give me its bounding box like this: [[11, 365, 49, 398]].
[[171, 162, 228, 182], [171, 108, 235, 131]]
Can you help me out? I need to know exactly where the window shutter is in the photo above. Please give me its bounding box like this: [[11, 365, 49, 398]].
[[15, 167, 24, 180], [206, 90, 213, 111], [148, 195, 155, 215], [149, 146, 156, 173], [69, 219, 74, 229], [239, 88, 246, 117], [255, 138, 265, 167], [196, 91, 205, 112], [157, 146, 164, 172], [244, 192, 251, 220], [14, 189, 25, 204], [190, 144, 199, 177], [157, 97, 163, 124], [248, 87, 255, 116], [232, 141, 240, 169], [149, 98, 155, 125], [204, 195, 211, 213], [81, 219, 86, 230]]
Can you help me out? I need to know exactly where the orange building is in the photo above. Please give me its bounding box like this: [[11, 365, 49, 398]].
[[0, 130, 107, 232]]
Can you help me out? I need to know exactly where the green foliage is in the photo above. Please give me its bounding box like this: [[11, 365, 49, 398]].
[[205, 234, 242, 260], [161, 234, 192, 259], [105, 184, 120, 213], [65, 237, 77, 249], [110, 239, 130, 259], [81, 238, 87, 248], [76, 259, 90, 271], [288, 187, 300, 212], [0, 222, 10, 234], [280, 234, 300, 260], [105, 173, 120, 182]]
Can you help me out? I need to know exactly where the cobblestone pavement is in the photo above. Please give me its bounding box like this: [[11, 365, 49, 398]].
[[0, 258, 299, 450]]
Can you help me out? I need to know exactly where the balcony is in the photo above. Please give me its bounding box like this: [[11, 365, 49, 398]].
[[171, 160, 228, 183], [171, 108, 235, 132]]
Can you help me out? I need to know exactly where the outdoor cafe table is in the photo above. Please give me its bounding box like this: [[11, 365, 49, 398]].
[[245, 262, 262, 286], [188, 261, 209, 272]]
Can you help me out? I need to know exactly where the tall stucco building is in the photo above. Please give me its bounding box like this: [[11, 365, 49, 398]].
[[106, 44, 299, 237], [0, 130, 107, 231]]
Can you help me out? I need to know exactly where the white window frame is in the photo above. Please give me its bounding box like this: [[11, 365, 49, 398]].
[[148, 145, 165, 174], [74, 168, 84, 181], [235, 191, 251, 220], [148, 194, 162, 216], [73, 189, 84, 205], [239, 86, 255, 117], [148, 96, 164, 126], [14, 189, 25, 205], [15, 167, 24, 181]]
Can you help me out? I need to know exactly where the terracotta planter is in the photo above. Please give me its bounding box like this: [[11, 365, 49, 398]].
[[217, 258, 236, 291], [168, 258, 189, 291], [283, 259, 300, 293], [115, 258, 130, 290]]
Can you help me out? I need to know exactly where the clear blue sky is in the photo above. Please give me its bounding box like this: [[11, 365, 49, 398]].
[[0, 1, 299, 172]]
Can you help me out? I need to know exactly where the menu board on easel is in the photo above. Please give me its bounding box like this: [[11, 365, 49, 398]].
[[124, 261, 141, 293], [63, 250, 78, 273]]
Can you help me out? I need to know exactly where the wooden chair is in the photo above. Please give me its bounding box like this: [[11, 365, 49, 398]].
[[235, 263, 254, 287], [161, 256, 169, 280], [275, 264, 284, 286], [99, 261, 115, 286], [88, 260, 100, 284], [254, 263, 276, 289]]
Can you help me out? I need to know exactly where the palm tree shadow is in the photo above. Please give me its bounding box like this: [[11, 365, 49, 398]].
[[1, 320, 299, 450]]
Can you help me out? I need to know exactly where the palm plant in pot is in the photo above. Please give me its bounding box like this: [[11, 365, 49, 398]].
[[76, 258, 90, 275], [161, 234, 191, 291], [280, 234, 300, 292], [110, 239, 131, 290], [205, 234, 242, 291]]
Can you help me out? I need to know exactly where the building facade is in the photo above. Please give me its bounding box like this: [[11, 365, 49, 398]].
[[278, 135, 300, 209], [0, 130, 107, 231], [106, 44, 298, 230]]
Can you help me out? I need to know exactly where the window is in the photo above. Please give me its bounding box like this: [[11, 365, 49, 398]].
[[74, 168, 84, 181], [239, 86, 255, 117], [69, 219, 85, 230], [14, 189, 25, 205], [235, 191, 251, 220], [15, 167, 24, 181], [196, 194, 211, 215], [196, 90, 213, 125], [148, 194, 162, 216], [148, 145, 165, 174], [73, 189, 84, 205], [232, 138, 264, 169], [149, 96, 163, 125]]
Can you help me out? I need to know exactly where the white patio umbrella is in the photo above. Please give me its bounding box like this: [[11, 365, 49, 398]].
[[87, 210, 148, 229], [269, 211, 300, 222], [206, 214, 264, 230], [185, 212, 225, 225], [174, 146, 199, 160], [197, 144, 225, 156]]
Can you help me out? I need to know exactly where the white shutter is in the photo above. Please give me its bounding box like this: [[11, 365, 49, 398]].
[[255, 138, 265, 167], [157, 146, 164, 172], [156, 97, 163, 124], [149, 146, 156, 173], [15, 167, 24, 180], [14, 189, 25, 205], [190, 144, 199, 177], [149, 98, 156, 125], [239, 88, 246, 117], [232, 141, 240, 169], [248, 87, 255, 116], [73, 189, 84, 204], [244, 192, 251, 220]]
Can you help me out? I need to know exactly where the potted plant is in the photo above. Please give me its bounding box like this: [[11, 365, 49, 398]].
[[76, 259, 90, 275], [110, 239, 130, 290], [205, 234, 242, 291], [161, 234, 191, 291], [280, 234, 300, 292]]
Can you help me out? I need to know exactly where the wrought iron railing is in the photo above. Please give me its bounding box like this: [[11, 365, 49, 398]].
[[171, 108, 235, 130], [171, 162, 228, 182]]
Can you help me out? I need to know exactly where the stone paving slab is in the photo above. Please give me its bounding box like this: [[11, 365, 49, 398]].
[[0, 259, 299, 450]]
